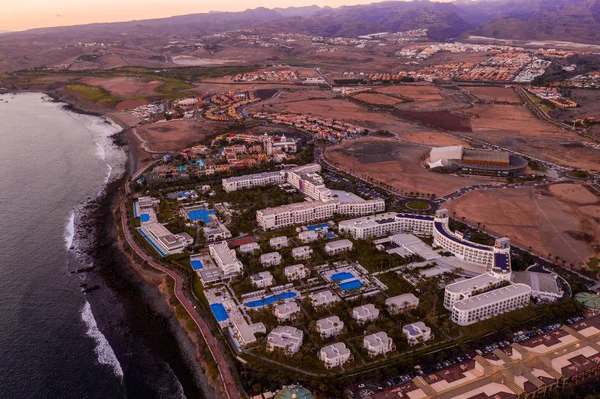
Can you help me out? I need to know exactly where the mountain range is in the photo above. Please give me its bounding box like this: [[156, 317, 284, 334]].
[[5, 0, 600, 44]]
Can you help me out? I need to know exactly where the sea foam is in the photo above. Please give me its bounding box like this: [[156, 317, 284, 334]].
[[64, 210, 76, 251], [81, 301, 124, 378]]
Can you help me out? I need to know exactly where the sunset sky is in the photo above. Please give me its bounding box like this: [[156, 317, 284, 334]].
[[0, 0, 455, 32]]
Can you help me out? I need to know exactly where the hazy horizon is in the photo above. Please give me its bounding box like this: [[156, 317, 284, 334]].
[[1, 0, 454, 32]]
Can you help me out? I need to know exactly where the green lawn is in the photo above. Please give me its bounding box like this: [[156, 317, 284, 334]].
[[405, 201, 431, 211], [65, 84, 122, 103]]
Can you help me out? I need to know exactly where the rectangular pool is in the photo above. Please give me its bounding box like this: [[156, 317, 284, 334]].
[[339, 279, 363, 291]]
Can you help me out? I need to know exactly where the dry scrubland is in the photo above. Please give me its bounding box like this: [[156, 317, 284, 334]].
[[80, 77, 163, 98], [138, 120, 223, 151], [465, 86, 522, 103], [352, 92, 403, 106], [374, 84, 443, 101], [468, 104, 600, 170], [399, 131, 470, 147], [249, 92, 423, 133], [445, 183, 600, 267], [324, 137, 497, 197]]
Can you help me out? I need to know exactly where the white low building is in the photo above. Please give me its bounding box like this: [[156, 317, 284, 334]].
[[267, 326, 303, 356], [325, 239, 353, 256], [319, 343, 352, 369], [292, 246, 313, 260], [269, 236, 289, 250], [352, 304, 380, 325], [251, 271, 274, 288], [239, 242, 260, 254], [298, 230, 320, 244], [139, 222, 194, 256], [284, 264, 309, 281], [363, 332, 395, 357], [202, 223, 232, 242], [386, 293, 419, 314], [209, 241, 244, 275], [316, 316, 344, 338], [403, 322, 432, 345], [451, 283, 532, 326], [260, 252, 282, 267], [511, 271, 563, 302], [309, 289, 341, 308], [273, 301, 301, 322]]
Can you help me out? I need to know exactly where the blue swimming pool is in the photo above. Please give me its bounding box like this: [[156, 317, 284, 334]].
[[210, 303, 229, 322], [190, 260, 203, 270], [331, 271, 355, 281], [339, 279, 363, 291], [187, 209, 215, 223], [138, 228, 167, 257], [167, 191, 196, 199], [177, 166, 187, 171], [140, 213, 150, 222], [307, 223, 329, 231], [246, 292, 297, 308]]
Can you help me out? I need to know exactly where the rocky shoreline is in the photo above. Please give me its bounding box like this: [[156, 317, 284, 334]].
[[40, 89, 220, 398]]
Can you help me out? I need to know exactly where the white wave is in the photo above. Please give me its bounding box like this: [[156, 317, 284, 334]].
[[95, 141, 106, 162], [64, 210, 76, 250], [81, 301, 124, 378]]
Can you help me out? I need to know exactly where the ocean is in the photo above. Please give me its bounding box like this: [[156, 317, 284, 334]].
[[0, 93, 210, 399]]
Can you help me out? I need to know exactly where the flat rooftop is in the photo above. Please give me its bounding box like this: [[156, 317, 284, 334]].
[[453, 284, 531, 311], [446, 272, 503, 295], [511, 271, 560, 295]]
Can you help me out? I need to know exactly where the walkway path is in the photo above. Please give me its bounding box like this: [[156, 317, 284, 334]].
[[120, 164, 240, 399]]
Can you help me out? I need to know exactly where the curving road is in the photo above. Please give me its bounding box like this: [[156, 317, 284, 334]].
[[121, 165, 240, 399]]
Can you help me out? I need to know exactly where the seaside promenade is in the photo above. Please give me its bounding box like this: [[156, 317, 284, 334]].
[[121, 162, 241, 399]]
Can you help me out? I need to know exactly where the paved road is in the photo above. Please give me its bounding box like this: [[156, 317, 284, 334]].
[[121, 167, 240, 399]]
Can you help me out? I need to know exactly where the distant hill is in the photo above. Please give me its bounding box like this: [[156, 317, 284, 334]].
[[466, 0, 600, 44]]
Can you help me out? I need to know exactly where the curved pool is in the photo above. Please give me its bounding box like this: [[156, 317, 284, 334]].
[[246, 292, 297, 308]]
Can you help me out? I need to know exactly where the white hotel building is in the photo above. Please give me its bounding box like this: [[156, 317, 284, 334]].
[[257, 199, 385, 230], [338, 212, 434, 240], [209, 242, 244, 275], [433, 209, 512, 270], [222, 171, 285, 192], [450, 283, 532, 326]]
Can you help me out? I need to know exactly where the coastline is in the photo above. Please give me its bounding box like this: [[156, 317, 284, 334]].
[[35, 90, 219, 398]]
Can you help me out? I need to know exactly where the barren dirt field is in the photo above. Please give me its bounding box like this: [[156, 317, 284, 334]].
[[80, 77, 163, 98], [324, 137, 498, 197], [374, 85, 443, 101], [250, 95, 424, 134], [445, 183, 600, 266], [466, 86, 522, 103], [468, 104, 600, 170], [138, 120, 223, 151], [353, 92, 402, 106]]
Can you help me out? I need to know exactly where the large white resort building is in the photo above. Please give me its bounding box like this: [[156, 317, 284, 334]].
[[257, 199, 385, 230], [340, 208, 532, 326], [222, 163, 385, 230]]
